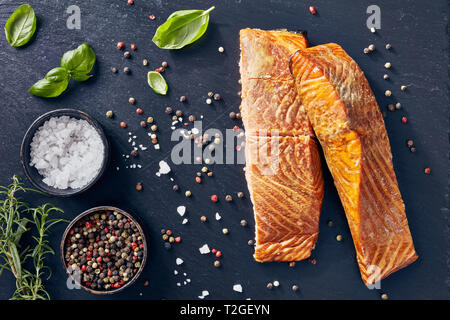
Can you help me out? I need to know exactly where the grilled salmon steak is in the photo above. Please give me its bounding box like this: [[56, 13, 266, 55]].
[[240, 29, 324, 262], [290, 43, 418, 284]]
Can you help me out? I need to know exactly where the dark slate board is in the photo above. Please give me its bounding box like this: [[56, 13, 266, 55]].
[[0, 0, 448, 300]]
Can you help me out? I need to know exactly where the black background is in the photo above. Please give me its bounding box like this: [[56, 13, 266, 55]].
[[0, 0, 448, 300]]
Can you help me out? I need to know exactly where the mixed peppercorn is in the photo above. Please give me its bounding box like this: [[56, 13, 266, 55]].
[[64, 210, 145, 291]]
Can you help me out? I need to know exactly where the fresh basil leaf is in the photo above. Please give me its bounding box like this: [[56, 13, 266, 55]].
[[152, 6, 215, 49], [147, 71, 168, 95], [4, 4, 37, 47], [29, 67, 69, 98], [60, 42, 95, 81]]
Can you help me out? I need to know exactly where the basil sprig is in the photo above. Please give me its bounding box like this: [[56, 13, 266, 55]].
[[29, 43, 95, 98], [152, 6, 215, 49], [4, 4, 37, 47], [147, 71, 168, 95]]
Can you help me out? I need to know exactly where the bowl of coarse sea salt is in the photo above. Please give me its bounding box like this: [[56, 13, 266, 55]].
[[21, 109, 109, 196]]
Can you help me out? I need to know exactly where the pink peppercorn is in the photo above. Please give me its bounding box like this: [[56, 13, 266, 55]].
[[211, 195, 218, 203], [149, 14, 155, 20], [131, 44, 137, 51], [401, 117, 407, 124], [424, 168, 431, 174], [117, 42, 124, 50], [136, 108, 143, 115], [127, 0, 134, 5], [309, 6, 317, 15]]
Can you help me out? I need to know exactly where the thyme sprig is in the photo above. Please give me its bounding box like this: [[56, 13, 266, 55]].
[[0, 175, 67, 300]]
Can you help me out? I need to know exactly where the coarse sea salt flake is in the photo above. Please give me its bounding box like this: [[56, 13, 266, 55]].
[[199, 244, 210, 254], [233, 284, 243, 292], [158, 160, 171, 174], [176, 258, 184, 265], [177, 206, 186, 216]]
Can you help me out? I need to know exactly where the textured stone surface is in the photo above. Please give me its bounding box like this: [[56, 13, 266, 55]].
[[0, 0, 448, 299]]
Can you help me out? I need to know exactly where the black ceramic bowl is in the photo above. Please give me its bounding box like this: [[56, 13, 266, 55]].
[[20, 109, 109, 196], [60, 206, 148, 295]]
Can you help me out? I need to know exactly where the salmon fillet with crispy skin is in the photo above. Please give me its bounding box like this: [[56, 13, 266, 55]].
[[290, 43, 418, 284], [240, 29, 324, 262]]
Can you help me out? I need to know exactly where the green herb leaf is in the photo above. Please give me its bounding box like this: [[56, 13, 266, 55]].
[[152, 6, 215, 49], [4, 4, 37, 47], [147, 71, 168, 95], [29, 67, 69, 98], [60, 42, 95, 81]]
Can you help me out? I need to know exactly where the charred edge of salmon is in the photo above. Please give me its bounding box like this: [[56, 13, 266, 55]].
[[288, 49, 303, 79]]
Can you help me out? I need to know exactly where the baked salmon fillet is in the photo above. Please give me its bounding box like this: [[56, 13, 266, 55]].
[[240, 29, 324, 262], [290, 43, 418, 284]]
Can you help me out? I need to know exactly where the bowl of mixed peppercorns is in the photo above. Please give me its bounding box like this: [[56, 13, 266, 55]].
[[61, 206, 147, 294]]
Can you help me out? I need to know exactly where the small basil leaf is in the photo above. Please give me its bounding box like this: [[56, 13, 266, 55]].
[[61, 42, 95, 80], [29, 67, 69, 98], [4, 4, 37, 47], [152, 6, 215, 49], [147, 71, 168, 95]]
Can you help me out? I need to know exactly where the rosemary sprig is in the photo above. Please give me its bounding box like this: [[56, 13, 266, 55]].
[[0, 175, 67, 300]]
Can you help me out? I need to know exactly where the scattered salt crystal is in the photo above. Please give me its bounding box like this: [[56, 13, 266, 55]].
[[184, 281, 187, 285], [192, 128, 199, 135], [154, 144, 160, 150], [233, 284, 243, 292], [273, 280, 280, 287], [174, 270, 178, 275], [199, 244, 210, 254], [183, 273, 187, 276], [215, 212, 222, 220], [176, 258, 184, 265], [198, 290, 209, 299], [177, 206, 186, 216], [158, 160, 171, 174], [182, 218, 188, 224], [177, 282, 181, 287], [29, 116, 104, 190], [186, 279, 191, 283]]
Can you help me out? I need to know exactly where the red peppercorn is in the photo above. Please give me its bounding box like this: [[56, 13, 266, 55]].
[[175, 236, 181, 243], [96, 257, 102, 263], [195, 177, 202, 183], [117, 42, 124, 50], [85, 222, 92, 228], [136, 108, 143, 115], [215, 251, 222, 258], [81, 265, 87, 272], [309, 5, 317, 15], [127, 0, 134, 5], [401, 117, 407, 124], [130, 44, 137, 51], [424, 168, 431, 174], [108, 270, 113, 277], [120, 121, 127, 128], [166, 230, 172, 236], [104, 227, 109, 233], [211, 248, 217, 254], [149, 14, 155, 20], [211, 194, 218, 202]]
